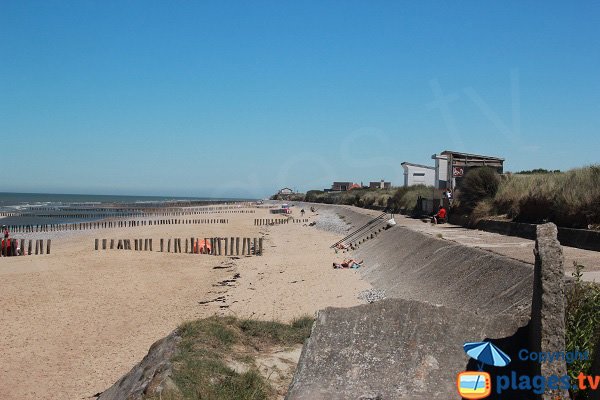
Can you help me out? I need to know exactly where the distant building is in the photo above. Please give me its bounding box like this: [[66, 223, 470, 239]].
[[278, 187, 294, 195], [369, 180, 391, 189], [401, 162, 435, 187], [330, 182, 355, 191], [433, 150, 505, 190]]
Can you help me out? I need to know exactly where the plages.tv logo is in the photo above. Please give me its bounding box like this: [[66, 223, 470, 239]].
[[457, 341, 511, 399]]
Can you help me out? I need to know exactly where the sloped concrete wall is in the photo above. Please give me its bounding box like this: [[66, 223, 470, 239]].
[[304, 202, 534, 316], [353, 225, 534, 317]]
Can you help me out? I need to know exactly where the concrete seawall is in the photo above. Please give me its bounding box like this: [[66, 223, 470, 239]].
[[353, 226, 533, 317], [288, 203, 543, 399], [308, 203, 534, 317]]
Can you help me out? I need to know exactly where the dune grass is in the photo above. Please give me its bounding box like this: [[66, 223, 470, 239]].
[[148, 315, 313, 400], [305, 188, 396, 208], [493, 165, 600, 227], [303, 166, 600, 228]]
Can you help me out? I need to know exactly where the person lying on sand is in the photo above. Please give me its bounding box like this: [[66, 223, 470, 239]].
[[335, 242, 350, 250], [333, 259, 364, 269]]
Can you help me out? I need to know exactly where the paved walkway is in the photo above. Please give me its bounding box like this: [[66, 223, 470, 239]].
[[327, 204, 600, 283], [395, 214, 600, 282]]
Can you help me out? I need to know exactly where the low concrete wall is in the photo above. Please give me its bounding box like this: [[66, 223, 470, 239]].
[[449, 215, 600, 252], [557, 227, 600, 252]]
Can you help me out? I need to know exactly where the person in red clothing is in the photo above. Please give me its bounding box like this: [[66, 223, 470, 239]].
[[433, 206, 447, 224], [1, 225, 7, 256]]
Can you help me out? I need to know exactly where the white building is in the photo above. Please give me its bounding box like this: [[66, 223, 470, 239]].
[[431, 153, 449, 189], [401, 162, 435, 187]]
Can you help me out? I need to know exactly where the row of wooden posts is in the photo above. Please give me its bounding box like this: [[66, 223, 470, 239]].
[[254, 218, 309, 225], [7, 203, 255, 214], [6, 218, 230, 233], [95, 237, 263, 256], [7, 209, 257, 219], [1, 238, 50, 256]]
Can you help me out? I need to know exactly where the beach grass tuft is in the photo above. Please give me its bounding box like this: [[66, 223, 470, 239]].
[[149, 315, 314, 400]]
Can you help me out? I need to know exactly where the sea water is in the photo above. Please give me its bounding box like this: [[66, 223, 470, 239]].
[[0, 192, 246, 225]]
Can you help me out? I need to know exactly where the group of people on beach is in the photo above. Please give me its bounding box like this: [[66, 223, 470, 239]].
[[0, 225, 18, 256]]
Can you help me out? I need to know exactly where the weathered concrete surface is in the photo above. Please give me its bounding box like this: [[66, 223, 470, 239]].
[[306, 202, 600, 277], [530, 223, 569, 400], [304, 203, 534, 317], [287, 298, 526, 400], [352, 225, 534, 317], [97, 330, 181, 400]]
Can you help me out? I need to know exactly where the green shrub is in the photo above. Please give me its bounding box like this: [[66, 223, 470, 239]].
[[305, 188, 396, 209], [469, 198, 495, 225], [566, 263, 600, 399], [387, 185, 433, 212], [458, 167, 501, 211], [305, 190, 325, 203]]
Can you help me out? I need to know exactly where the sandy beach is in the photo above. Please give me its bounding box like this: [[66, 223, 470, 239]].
[[3, 202, 599, 399], [0, 206, 370, 400]]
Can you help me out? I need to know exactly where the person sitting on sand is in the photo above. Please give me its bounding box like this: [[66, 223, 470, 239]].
[[333, 258, 364, 269], [432, 206, 447, 224]]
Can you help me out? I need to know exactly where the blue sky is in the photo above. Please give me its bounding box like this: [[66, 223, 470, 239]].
[[1, 1, 599, 198]]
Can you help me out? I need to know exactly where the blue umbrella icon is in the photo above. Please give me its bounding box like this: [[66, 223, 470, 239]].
[[464, 341, 511, 370]]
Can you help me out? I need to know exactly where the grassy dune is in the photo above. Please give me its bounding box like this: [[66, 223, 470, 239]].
[[147, 316, 314, 400], [305, 185, 436, 213], [494, 166, 600, 227], [301, 165, 600, 228]]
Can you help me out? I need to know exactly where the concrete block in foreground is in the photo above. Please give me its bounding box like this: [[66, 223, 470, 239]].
[[287, 298, 524, 400]]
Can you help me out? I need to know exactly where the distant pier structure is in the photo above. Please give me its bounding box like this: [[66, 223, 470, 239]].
[[277, 187, 295, 200]]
